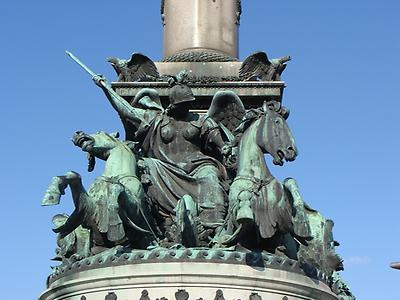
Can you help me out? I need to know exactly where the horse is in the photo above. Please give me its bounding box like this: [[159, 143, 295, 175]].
[[226, 102, 310, 254], [42, 131, 157, 255], [284, 178, 343, 275]]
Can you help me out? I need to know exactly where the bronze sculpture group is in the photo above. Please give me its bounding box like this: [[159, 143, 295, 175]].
[[42, 51, 354, 300]]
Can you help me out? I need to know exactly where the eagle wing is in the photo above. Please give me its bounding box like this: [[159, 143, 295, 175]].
[[239, 51, 271, 81], [253, 181, 293, 239], [126, 53, 160, 82]]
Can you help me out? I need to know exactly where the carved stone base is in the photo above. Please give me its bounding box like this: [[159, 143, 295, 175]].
[[39, 249, 338, 300], [112, 80, 284, 113]]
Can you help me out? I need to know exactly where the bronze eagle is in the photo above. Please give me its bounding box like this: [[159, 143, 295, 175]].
[[107, 53, 159, 82], [239, 51, 291, 81]]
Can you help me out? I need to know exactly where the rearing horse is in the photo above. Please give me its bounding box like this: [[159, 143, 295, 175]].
[[227, 102, 310, 252], [42, 131, 156, 255]]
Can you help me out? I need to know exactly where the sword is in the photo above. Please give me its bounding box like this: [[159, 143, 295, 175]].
[[66, 51, 97, 78], [66, 50, 110, 89]]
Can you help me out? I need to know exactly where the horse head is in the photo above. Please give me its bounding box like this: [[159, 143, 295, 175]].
[[237, 101, 297, 166], [72, 130, 122, 157], [72, 131, 127, 171], [260, 101, 297, 165]]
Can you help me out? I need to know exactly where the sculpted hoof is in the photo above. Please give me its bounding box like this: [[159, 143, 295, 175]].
[[42, 176, 70, 206], [236, 205, 254, 224], [236, 190, 254, 223]]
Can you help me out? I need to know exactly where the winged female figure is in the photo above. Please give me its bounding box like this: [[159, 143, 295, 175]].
[[93, 74, 233, 245]]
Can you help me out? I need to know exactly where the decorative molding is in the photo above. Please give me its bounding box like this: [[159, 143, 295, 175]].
[[96, 289, 265, 300], [47, 249, 330, 286], [161, 50, 237, 63]]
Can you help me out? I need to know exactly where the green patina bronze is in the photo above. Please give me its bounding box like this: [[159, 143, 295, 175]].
[[39, 1, 357, 298], [42, 130, 157, 256], [41, 51, 354, 299], [51, 214, 90, 263]]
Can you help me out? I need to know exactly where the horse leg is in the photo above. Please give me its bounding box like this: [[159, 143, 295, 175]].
[[283, 178, 311, 238], [42, 171, 84, 207], [47, 172, 89, 239], [65, 172, 91, 211]]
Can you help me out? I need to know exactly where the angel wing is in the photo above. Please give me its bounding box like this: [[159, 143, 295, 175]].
[[123, 88, 163, 142], [131, 88, 163, 111], [207, 91, 245, 134], [253, 181, 293, 239]]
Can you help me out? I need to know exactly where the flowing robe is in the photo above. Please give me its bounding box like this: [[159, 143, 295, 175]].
[[135, 110, 228, 221]]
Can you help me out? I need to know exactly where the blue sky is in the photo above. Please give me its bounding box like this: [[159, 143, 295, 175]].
[[1, 1, 399, 299]]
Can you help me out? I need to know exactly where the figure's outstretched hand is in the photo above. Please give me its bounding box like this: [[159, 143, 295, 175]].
[[92, 74, 107, 87]]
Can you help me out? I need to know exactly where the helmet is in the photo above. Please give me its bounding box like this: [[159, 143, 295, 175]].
[[169, 84, 195, 105]]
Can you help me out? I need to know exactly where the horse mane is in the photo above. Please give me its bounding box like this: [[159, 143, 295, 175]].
[[233, 108, 264, 144]]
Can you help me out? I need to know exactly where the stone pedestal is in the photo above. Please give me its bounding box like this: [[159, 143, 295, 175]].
[[39, 249, 338, 300], [112, 60, 285, 113]]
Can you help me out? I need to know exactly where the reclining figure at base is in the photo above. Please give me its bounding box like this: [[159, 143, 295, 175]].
[[51, 213, 90, 263]]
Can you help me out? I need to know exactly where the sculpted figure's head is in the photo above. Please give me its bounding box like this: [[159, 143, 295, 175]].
[[168, 83, 195, 116]]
